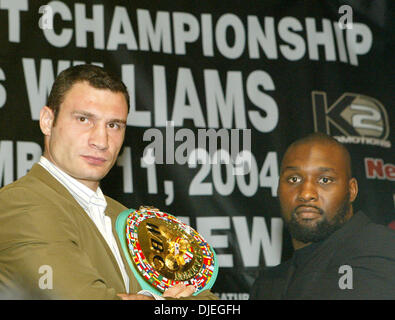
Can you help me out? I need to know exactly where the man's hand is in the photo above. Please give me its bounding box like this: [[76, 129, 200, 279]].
[[117, 293, 155, 300], [162, 283, 196, 298], [117, 283, 195, 300]]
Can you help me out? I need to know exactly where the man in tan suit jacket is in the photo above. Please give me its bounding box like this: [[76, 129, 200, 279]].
[[0, 163, 139, 299], [0, 65, 217, 300]]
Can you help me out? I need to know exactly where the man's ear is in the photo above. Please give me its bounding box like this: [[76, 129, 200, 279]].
[[349, 177, 358, 203], [40, 106, 54, 136]]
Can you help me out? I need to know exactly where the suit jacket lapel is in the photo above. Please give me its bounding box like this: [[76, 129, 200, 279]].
[[106, 204, 141, 294], [284, 212, 371, 298], [302, 212, 370, 274], [28, 163, 128, 291]]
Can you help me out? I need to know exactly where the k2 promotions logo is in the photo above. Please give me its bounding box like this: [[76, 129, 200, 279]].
[[312, 92, 391, 148]]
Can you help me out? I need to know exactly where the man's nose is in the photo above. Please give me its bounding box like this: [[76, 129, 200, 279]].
[[297, 180, 318, 202], [89, 124, 109, 150]]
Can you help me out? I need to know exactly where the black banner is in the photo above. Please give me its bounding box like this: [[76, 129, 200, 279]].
[[0, 0, 393, 299]]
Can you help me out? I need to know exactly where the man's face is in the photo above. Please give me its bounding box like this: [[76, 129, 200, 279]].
[[278, 142, 357, 246], [40, 81, 128, 190]]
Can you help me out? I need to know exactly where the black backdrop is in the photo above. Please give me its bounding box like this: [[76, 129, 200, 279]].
[[0, 0, 393, 299]]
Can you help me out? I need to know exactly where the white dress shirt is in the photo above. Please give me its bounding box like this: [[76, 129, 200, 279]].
[[38, 156, 130, 293]]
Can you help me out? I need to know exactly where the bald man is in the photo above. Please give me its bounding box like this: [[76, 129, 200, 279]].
[[250, 133, 395, 299]]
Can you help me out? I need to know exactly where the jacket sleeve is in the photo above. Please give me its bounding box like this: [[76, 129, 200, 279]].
[[0, 187, 122, 300], [330, 254, 395, 299]]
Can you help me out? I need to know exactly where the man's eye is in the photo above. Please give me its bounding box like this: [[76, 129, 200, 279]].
[[108, 123, 120, 129], [78, 116, 88, 123], [287, 176, 301, 184], [319, 177, 333, 184]]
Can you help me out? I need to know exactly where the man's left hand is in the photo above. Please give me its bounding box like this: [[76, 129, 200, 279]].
[[163, 283, 196, 298]]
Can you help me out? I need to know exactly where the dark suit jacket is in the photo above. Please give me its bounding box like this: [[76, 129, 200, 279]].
[[0, 164, 217, 300], [250, 212, 395, 299]]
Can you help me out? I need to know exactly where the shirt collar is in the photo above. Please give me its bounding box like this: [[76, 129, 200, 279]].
[[38, 156, 107, 212]]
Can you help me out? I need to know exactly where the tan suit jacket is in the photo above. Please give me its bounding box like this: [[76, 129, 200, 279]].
[[0, 164, 217, 299], [0, 164, 140, 299]]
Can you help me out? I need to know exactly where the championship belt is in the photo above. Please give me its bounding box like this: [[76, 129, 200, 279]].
[[115, 206, 218, 296]]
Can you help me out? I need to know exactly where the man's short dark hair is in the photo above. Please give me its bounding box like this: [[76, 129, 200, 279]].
[[283, 132, 353, 179], [47, 64, 130, 124]]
